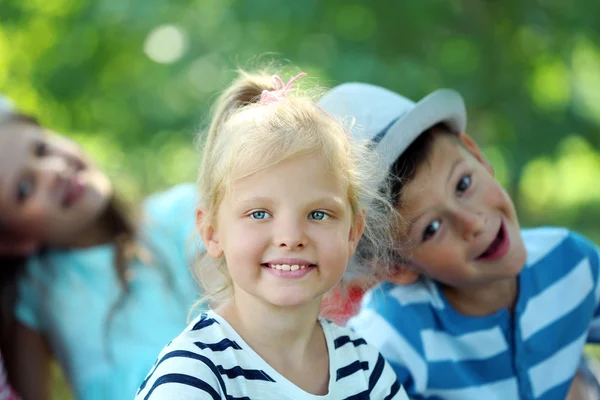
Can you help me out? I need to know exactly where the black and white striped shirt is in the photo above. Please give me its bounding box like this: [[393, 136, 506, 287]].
[[136, 311, 408, 399]]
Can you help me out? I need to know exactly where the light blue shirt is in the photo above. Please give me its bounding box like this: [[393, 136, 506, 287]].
[[15, 184, 204, 400], [348, 227, 600, 400]]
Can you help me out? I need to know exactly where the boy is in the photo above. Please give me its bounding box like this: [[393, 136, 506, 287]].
[[319, 83, 600, 399]]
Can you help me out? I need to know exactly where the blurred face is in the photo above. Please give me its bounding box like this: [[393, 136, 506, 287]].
[[200, 154, 364, 309], [0, 120, 112, 249], [397, 134, 527, 289]]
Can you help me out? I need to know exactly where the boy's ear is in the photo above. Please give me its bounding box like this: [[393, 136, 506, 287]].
[[458, 132, 494, 176], [196, 208, 223, 259]]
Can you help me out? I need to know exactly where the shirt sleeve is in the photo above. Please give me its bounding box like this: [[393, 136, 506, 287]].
[[366, 349, 411, 400], [135, 341, 225, 400], [347, 292, 427, 397], [575, 232, 600, 343]]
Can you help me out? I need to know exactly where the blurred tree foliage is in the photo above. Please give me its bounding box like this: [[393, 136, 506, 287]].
[[2, 0, 600, 397], [3, 0, 600, 238]]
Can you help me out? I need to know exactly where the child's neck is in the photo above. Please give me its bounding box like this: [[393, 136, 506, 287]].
[[442, 276, 518, 317], [217, 289, 330, 395]]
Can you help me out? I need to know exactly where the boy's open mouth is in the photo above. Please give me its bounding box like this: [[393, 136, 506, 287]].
[[475, 221, 510, 262]]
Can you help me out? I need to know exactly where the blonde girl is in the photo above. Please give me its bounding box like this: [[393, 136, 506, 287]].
[[136, 70, 408, 400]]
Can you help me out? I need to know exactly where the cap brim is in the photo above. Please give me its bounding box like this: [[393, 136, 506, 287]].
[[377, 89, 467, 170]]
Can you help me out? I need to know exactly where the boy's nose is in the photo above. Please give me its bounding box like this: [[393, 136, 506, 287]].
[[458, 209, 486, 240], [33, 155, 69, 190]]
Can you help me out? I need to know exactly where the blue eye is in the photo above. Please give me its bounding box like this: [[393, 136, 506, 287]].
[[309, 211, 329, 221], [457, 175, 471, 195], [250, 211, 270, 220], [422, 220, 440, 241]]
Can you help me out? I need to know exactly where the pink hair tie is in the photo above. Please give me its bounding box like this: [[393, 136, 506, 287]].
[[259, 72, 307, 105]]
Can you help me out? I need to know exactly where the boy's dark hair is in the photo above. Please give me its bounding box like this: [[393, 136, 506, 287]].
[[389, 123, 456, 207]]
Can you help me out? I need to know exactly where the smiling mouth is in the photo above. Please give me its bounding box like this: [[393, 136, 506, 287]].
[[61, 174, 86, 208], [476, 221, 510, 262], [261, 263, 317, 271]]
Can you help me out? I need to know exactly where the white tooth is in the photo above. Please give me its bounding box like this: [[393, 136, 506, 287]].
[[290, 265, 299, 271], [269, 264, 276, 269], [281, 264, 291, 271], [275, 264, 283, 270], [300, 265, 306, 269]]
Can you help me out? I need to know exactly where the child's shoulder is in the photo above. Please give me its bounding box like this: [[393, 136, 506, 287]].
[[347, 280, 441, 343], [321, 317, 370, 342], [360, 279, 444, 315], [152, 311, 226, 358], [175, 311, 226, 345], [142, 183, 198, 227], [522, 226, 599, 267], [321, 319, 388, 368], [136, 312, 227, 399]]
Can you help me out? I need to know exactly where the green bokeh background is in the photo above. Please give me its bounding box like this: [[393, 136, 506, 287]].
[[3, 0, 600, 397]]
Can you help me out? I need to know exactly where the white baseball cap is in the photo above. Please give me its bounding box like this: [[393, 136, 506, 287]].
[[318, 83, 467, 171]]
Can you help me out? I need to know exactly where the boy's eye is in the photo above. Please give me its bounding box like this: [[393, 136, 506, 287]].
[[456, 174, 472, 195], [422, 220, 440, 241], [309, 211, 329, 221], [16, 178, 35, 203], [250, 210, 271, 220], [34, 140, 48, 157]]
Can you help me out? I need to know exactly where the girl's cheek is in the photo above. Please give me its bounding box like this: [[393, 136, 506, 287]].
[[11, 211, 51, 239]]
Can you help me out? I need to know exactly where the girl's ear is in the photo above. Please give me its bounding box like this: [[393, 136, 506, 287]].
[[348, 211, 366, 256], [196, 208, 223, 259], [458, 132, 494, 176]]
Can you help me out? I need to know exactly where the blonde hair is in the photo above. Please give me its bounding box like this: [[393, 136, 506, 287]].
[[194, 69, 398, 306]]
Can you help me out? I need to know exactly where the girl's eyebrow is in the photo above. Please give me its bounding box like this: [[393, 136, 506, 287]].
[[236, 196, 274, 206], [306, 196, 346, 209]]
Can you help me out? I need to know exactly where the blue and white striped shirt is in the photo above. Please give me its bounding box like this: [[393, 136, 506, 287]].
[[136, 310, 408, 399], [348, 227, 600, 400]]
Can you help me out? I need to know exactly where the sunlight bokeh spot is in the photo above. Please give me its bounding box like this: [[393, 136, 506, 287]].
[[144, 25, 188, 64], [529, 59, 570, 111], [22, 0, 78, 16], [519, 157, 555, 215], [553, 136, 600, 207], [520, 135, 600, 216], [186, 53, 228, 94], [572, 39, 600, 126]]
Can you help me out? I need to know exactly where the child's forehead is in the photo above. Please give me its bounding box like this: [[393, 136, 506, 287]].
[[228, 153, 348, 194], [396, 135, 469, 204], [405, 133, 464, 173]]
